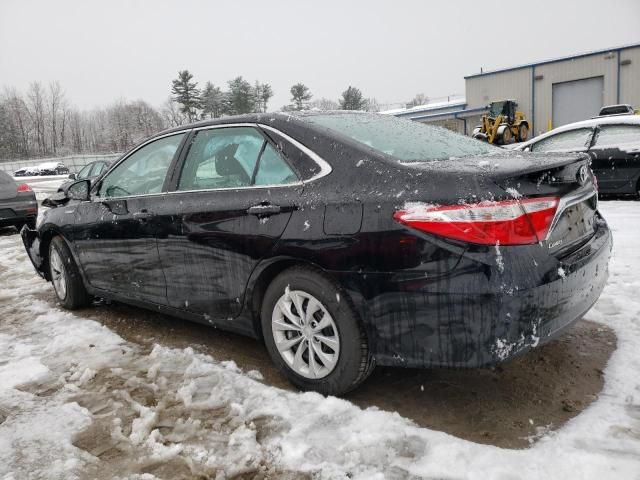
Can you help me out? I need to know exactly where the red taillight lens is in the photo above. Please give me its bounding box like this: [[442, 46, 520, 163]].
[[16, 183, 32, 193], [393, 197, 559, 246]]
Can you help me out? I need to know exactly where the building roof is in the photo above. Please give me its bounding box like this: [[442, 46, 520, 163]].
[[465, 42, 640, 79], [380, 97, 466, 116]]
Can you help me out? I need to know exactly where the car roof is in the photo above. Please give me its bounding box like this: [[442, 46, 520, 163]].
[[516, 114, 640, 149]]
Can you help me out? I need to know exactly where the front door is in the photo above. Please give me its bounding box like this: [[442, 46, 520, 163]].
[[156, 125, 302, 320], [72, 132, 187, 304]]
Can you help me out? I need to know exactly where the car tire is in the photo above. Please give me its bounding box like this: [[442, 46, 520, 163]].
[[261, 266, 374, 396], [48, 236, 92, 309]]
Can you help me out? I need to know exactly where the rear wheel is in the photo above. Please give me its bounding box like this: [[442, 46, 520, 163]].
[[518, 123, 529, 142], [261, 267, 374, 395], [48, 236, 91, 309]]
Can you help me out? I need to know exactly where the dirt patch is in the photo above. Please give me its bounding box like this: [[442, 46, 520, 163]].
[[32, 289, 617, 450]]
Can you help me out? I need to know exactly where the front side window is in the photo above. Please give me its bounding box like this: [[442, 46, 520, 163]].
[[99, 133, 185, 198], [178, 127, 298, 191], [593, 124, 640, 148], [77, 164, 93, 179], [92, 162, 108, 176], [531, 128, 593, 152], [303, 112, 497, 162]]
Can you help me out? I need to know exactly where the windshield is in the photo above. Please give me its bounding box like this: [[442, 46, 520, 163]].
[[304, 113, 497, 162]]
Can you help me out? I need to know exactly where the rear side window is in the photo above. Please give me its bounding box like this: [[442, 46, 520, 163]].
[[593, 125, 640, 148], [531, 128, 593, 152], [304, 113, 497, 162]]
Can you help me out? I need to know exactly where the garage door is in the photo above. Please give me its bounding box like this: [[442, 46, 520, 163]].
[[552, 76, 604, 128]]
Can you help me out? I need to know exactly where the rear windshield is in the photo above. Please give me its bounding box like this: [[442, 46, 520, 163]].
[[0, 171, 14, 184], [304, 113, 497, 162]]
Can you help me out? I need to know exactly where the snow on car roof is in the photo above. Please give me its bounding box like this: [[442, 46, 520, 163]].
[[37, 161, 61, 169]]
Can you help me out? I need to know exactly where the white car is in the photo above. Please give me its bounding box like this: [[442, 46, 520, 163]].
[[512, 115, 640, 196]]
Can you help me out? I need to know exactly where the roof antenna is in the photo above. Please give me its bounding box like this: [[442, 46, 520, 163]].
[[480, 67, 483, 73]]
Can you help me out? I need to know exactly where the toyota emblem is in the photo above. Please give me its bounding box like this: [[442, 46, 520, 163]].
[[577, 165, 588, 185]]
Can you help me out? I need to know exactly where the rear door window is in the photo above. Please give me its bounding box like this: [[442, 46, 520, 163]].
[[254, 143, 298, 186], [177, 127, 299, 191], [531, 128, 594, 152]]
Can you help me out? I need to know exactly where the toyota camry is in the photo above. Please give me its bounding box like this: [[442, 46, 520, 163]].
[[22, 112, 611, 395]]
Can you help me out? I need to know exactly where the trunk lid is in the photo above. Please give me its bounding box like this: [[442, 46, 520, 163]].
[[484, 153, 597, 255], [407, 152, 598, 253]]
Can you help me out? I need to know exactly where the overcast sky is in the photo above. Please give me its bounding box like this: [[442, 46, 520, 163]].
[[1, 0, 638, 112]]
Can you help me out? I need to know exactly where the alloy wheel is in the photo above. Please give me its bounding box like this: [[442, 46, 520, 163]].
[[50, 247, 67, 300], [271, 289, 340, 379]]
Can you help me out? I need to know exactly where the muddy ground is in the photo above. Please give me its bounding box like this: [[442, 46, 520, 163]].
[[27, 282, 615, 450]]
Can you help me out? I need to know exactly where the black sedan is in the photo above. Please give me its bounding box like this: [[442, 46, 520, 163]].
[[0, 170, 37, 230], [22, 112, 611, 395], [514, 115, 640, 197]]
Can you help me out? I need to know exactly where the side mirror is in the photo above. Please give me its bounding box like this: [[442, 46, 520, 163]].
[[66, 179, 91, 201], [68, 173, 77, 180], [524, 146, 531, 152]]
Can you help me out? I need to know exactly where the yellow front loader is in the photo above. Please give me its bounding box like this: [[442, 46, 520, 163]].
[[472, 100, 529, 145]]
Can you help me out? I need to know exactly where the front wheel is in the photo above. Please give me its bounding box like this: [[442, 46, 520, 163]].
[[518, 123, 529, 142], [261, 267, 374, 396], [48, 236, 92, 309]]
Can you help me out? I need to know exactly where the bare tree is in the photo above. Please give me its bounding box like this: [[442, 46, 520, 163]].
[[26, 82, 47, 155], [47, 81, 64, 155]]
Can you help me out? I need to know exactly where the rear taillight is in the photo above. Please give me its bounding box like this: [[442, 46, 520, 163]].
[[16, 183, 32, 193], [393, 197, 559, 246]]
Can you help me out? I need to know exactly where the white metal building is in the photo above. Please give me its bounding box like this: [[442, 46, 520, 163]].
[[389, 43, 640, 138]]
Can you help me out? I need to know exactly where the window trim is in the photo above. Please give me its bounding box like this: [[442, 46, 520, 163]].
[[90, 123, 331, 200]]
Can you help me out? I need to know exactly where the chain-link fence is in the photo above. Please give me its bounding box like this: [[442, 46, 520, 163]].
[[0, 154, 122, 174]]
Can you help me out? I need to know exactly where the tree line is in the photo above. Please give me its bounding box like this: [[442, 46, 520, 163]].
[[0, 71, 416, 161]]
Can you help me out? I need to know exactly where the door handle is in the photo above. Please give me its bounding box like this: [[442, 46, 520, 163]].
[[247, 204, 281, 216], [133, 210, 153, 221]]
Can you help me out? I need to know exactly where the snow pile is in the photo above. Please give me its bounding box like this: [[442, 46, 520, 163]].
[[0, 201, 639, 479]]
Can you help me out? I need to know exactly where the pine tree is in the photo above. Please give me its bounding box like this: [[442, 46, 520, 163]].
[[227, 76, 255, 114], [260, 83, 273, 112], [201, 82, 228, 118], [171, 70, 201, 122], [290, 83, 312, 110], [339, 86, 367, 111]]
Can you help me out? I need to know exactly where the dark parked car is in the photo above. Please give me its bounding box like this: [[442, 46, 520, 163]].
[[22, 112, 611, 395], [58, 159, 113, 192], [515, 116, 640, 197], [13, 167, 40, 177], [597, 104, 635, 117], [0, 170, 37, 230]]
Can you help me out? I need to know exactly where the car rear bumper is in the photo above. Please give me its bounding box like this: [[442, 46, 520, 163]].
[[334, 216, 612, 368], [0, 198, 37, 227]]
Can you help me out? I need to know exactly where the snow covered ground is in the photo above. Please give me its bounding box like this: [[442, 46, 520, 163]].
[[1, 200, 639, 479]]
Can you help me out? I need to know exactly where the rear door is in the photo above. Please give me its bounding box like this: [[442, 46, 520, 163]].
[[588, 123, 640, 194], [72, 132, 187, 303], [156, 125, 302, 320]]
